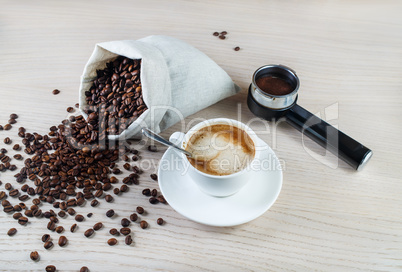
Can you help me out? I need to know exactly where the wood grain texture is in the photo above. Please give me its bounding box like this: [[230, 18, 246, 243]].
[[0, 0, 401, 271]]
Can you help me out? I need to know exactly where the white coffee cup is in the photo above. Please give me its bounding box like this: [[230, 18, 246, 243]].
[[170, 118, 262, 197]]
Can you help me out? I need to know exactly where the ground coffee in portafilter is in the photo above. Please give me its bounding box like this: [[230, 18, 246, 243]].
[[255, 75, 294, 96]]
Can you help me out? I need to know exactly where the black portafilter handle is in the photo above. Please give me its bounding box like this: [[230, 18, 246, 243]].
[[285, 104, 372, 170], [248, 64, 372, 171]]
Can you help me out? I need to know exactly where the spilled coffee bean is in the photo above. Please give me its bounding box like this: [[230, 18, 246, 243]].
[[30, 251, 40, 261], [107, 238, 117, 246]]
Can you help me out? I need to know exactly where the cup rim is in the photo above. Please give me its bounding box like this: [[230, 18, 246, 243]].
[[180, 118, 260, 179]]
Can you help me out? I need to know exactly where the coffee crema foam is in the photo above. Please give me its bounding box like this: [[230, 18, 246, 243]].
[[185, 124, 255, 176]]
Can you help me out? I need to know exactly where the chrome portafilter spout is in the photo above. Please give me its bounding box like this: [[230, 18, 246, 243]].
[[247, 64, 372, 171]]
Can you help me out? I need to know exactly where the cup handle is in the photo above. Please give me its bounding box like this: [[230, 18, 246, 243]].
[[169, 132, 185, 147]]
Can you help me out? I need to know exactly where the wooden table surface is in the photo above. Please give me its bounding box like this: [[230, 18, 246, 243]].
[[1, 1, 401, 271]]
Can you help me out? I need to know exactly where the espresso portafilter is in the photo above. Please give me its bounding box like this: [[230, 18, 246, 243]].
[[247, 65, 372, 170]]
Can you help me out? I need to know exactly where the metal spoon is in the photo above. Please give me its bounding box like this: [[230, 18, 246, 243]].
[[141, 128, 192, 158]]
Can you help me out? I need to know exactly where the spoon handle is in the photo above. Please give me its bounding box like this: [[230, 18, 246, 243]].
[[142, 128, 192, 157]]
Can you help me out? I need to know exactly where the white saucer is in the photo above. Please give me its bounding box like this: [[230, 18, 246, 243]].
[[158, 138, 283, 227]]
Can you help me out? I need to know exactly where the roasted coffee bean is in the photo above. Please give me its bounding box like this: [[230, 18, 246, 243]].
[[113, 188, 120, 195], [136, 206, 144, 214], [55, 226, 64, 233], [7, 228, 17, 236], [219, 34, 226, 40], [13, 205, 22, 211], [93, 222, 103, 231], [10, 113, 18, 119], [9, 189, 19, 197], [30, 251, 40, 261], [46, 265, 56, 272], [2, 199, 10, 206], [9, 164, 17, 171], [148, 145, 157, 152], [221, 31, 227, 35], [157, 218, 164, 225], [84, 228, 94, 238], [132, 155, 139, 161], [90, 199, 99, 207], [67, 107, 74, 113], [42, 234, 51, 243], [151, 189, 157, 197], [122, 155, 129, 161], [123, 163, 130, 171], [80, 267, 89, 272], [12, 144, 20, 151], [0, 191, 6, 200], [157, 195, 167, 204], [18, 195, 29, 201], [70, 223, 77, 233], [142, 188, 151, 196], [150, 174, 158, 181], [58, 210, 66, 218], [129, 213, 138, 222], [52, 89, 60, 95], [234, 46, 240, 51], [18, 216, 29, 226], [44, 241, 54, 250], [4, 124, 12, 130], [47, 221, 56, 231], [4, 137, 11, 144], [87, 212, 93, 218], [107, 238, 117, 246], [140, 220, 148, 229], [75, 214, 85, 222], [13, 212, 22, 220], [105, 194, 113, 202], [58, 236, 68, 247], [149, 197, 159, 204], [5, 183, 12, 190], [125, 235, 133, 245], [106, 209, 115, 217], [50, 216, 58, 223], [120, 184, 128, 193], [120, 227, 131, 235], [109, 228, 119, 236], [8, 118, 16, 124], [0, 125, 2, 130], [121, 218, 130, 227], [213, 31, 219, 36], [67, 208, 76, 216]]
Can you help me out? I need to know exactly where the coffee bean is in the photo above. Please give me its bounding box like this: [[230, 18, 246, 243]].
[[47, 221, 56, 231], [151, 189, 157, 197], [30, 251, 40, 261], [129, 213, 138, 222], [120, 185, 128, 193], [90, 199, 99, 207], [136, 206, 144, 214], [87, 212, 93, 218], [9, 189, 19, 197], [58, 236, 68, 247], [219, 35, 226, 40], [84, 228, 94, 238], [113, 188, 120, 195], [7, 228, 17, 236], [13, 212, 22, 220], [125, 235, 133, 245], [149, 197, 159, 204], [55, 226, 64, 234], [75, 214, 85, 222], [213, 32, 219, 36], [142, 188, 151, 196], [8, 118, 16, 124], [5, 183, 12, 190], [132, 155, 139, 161], [121, 218, 130, 227], [122, 155, 129, 161], [140, 220, 148, 229], [67, 107, 74, 113], [148, 145, 157, 152], [0, 125, 2, 130], [105, 194, 113, 202], [18, 216, 28, 225], [109, 228, 119, 236], [44, 241, 54, 250], [123, 163, 130, 171], [13, 154, 23, 161], [150, 174, 158, 181], [4, 137, 11, 144], [157, 218, 164, 225], [80, 267, 89, 272], [45, 265, 56, 272], [106, 209, 115, 218], [12, 144, 20, 151], [67, 208, 76, 216], [42, 234, 51, 243], [18, 194, 28, 201], [234, 46, 240, 51], [0, 191, 6, 200], [52, 89, 60, 95], [58, 211, 66, 218], [157, 195, 167, 204], [221, 31, 227, 35], [107, 238, 117, 246], [93, 222, 103, 231], [4, 124, 12, 130], [70, 223, 77, 233], [120, 227, 131, 236]]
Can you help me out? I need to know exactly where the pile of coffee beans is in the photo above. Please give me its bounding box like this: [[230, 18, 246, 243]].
[[1, 55, 169, 271], [84, 56, 147, 136]]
